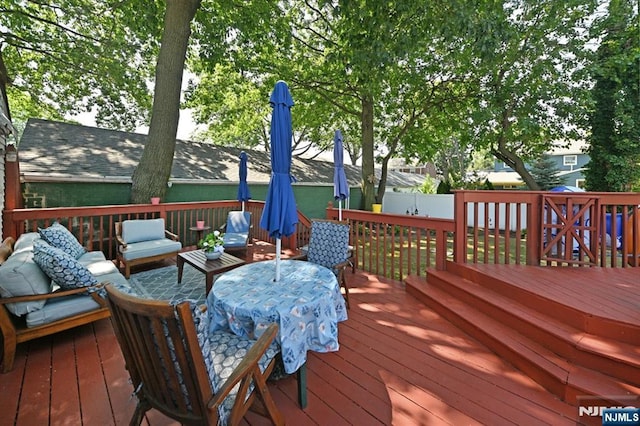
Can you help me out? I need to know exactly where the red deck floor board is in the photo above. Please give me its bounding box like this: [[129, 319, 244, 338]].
[[3, 259, 620, 425]]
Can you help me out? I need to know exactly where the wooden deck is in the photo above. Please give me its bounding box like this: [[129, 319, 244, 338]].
[[407, 262, 640, 426], [0, 257, 586, 425]]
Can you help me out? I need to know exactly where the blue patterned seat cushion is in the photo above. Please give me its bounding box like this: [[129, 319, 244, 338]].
[[38, 222, 86, 259], [165, 301, 278, 425], [206, 329, 279, 425], [307, 221, 350, 272], [32, 240, 97, 290]]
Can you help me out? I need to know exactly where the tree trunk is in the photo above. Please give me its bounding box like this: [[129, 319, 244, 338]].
[[360, 96, 375, 210], [375, 152, 391, 206], [130, 0, 200, 203], [493, 144, 540, 190]]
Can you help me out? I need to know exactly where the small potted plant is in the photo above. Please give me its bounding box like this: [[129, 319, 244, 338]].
[[198, 230, 225, 260]]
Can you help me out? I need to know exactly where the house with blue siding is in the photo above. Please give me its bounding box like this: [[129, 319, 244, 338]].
[[486, 140, 589, 189]]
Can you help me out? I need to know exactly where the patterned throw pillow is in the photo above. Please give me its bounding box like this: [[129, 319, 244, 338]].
[[38, 222, 86, 259], [307, 221, 350, 271], [32, 240, 97, 290]]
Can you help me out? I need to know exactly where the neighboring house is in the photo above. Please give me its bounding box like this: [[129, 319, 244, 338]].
[[13, 119, 424, 219], [388, 158, 437, 179], [486, 140, 589, 189]]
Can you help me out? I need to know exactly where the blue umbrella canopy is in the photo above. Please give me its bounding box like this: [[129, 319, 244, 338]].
[[333, 130, 349, 221], [550, 185, 585, 192], [259, 81, 298, 239], [237, 151, 251, 208], [333, 130, 349, 201]]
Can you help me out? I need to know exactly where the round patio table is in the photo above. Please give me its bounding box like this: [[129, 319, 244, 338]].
[[206, 259, 348, 374]]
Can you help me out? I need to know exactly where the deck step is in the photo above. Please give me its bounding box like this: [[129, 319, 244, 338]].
[[445, 262, 640, 345], [406, 274, 640, 407], [424, 269, 640, 388]]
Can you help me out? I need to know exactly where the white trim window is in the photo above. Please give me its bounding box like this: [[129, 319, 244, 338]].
[[563, 155, 577, 166]]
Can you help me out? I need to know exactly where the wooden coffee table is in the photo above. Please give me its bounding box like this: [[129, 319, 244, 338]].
[[177, 250, 246, 295]]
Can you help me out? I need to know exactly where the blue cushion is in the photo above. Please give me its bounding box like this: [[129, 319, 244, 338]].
[[165, 300, 278, 423], [13, 232, 42, 253], [77, 251, 107, 265], [307, 221, 350, 270], [38, 222, 86, 259], [25, 294, 101, 328], [120, 239, 182, 261], [121, 218, 166, 244], [226, 211, 251, 234], [205, 329, 279, 424], [0, 250, 51, 316], [33, 240, 98, 290], [223, 233, 248, 248]]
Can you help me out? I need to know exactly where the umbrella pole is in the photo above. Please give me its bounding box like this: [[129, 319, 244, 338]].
[[275, 238, 281, 281], [242, 201, 245, 212], [338, 200, 342, 221]]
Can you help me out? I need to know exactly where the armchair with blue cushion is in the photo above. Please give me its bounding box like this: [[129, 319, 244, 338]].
[[115, 218, 182, 278], [104, 284, 284, 426], [220, 211, 253, 256], [299, 220, 352, 309]]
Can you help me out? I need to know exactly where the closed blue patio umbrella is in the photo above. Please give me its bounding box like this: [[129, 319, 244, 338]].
[[333, 130, 349, 221], [237, 151, 251, 211], [259, 81, 298, 281]]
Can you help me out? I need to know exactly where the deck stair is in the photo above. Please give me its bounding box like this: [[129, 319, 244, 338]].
[[405, 263, 640, 410]]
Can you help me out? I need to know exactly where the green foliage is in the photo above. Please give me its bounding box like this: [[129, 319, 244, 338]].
[[530, 155, 566, 190], [457, 0, 598, 189], [584, 0, 640, 192], [482, 180, 495, 190], [1, 0, 160, 130], [437, 180, 452, 194], [198, 230, 225, 252], [419, 175, 438, 194]]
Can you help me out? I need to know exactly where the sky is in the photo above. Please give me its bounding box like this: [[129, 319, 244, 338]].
[[67, 108, 199, 141]]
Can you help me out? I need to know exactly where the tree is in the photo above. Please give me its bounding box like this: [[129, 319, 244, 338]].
[[529, 154, 566, 190], [0, 0, 159, 131], [130, 0, 200, 203], [459, 0, 597, 190], [190, 1, 480, 209], [584, 0, 640, 192]]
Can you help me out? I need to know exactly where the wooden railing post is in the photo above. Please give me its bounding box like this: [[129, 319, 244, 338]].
[[453, 191, 467, 265], [527, 194, 541, 265]]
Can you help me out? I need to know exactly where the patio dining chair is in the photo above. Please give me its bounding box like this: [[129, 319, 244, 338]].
[[303, 220, 352, 308], [104, 284, 284, 426]]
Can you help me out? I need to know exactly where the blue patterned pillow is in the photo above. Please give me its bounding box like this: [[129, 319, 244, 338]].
[[33, 240, 97, 290], [307, 221, 350, 270], [38, 222, 86, 259]]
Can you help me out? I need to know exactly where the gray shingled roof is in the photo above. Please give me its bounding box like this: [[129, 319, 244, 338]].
[[18, 118, 424, 187]]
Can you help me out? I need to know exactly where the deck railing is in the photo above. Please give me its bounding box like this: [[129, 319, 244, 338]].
[[2, 190, 638, 285], [455, 190, 640, 268], [326, 206, 455, 280], [3, 200, 313, 261]]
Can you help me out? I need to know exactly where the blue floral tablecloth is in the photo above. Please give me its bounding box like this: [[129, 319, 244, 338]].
[[206, 259, 348, 373]]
